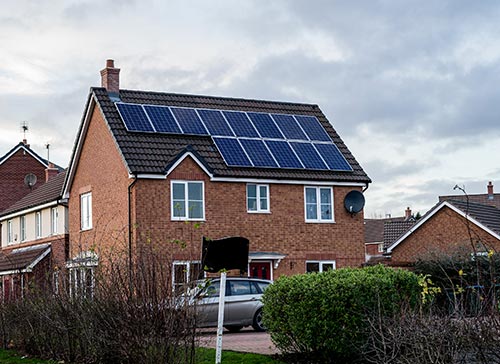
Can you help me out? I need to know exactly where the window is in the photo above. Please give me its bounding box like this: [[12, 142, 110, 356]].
[[7, 220, 13, 244], [35, 211, 42, 238], [69, 267, 95, 298], [172, 261, 202, 293], [378, 243, 384, 253], [171, 181, 204, 220], [304, 186, 334, 222], [50, 207, 58, 235], [81, 193, 92, 230], [306, 260, 336, 273], [247, 184, 270, 213], [20, 215, 26, 242]]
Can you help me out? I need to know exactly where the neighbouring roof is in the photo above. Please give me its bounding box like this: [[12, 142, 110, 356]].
[[0, 142, 62, 170], [0, 244, 51, 274], [364, 217, 416, 247], [383, 219, 416, 248], [387, 200, 500, 253], [440, 193, 500, 209], [0, 171, 66, 218], [70, 88, 371, 184]]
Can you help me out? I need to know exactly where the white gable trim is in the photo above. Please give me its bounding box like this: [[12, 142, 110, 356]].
[[165, 152, 214, 178], [0, 144, 48, 168], [0, 201, 60, 221], [387, 201, 500, 253]]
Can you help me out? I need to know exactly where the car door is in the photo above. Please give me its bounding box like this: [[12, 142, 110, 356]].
[[196, 280, 230, 327], [225, 280, 262, 325]]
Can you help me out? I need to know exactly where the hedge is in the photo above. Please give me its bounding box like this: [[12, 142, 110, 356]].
[[262, 265, 421, 362]]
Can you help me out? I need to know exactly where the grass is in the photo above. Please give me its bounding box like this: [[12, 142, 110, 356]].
[[0, 348, 284, 364]]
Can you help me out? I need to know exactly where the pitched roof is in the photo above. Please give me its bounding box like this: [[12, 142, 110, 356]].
[[73, 88, 371, 184], [0, 244, 51, 273], [0, 142, 62, 170], [0, 171, 66, 218], [440, 193, 500, 209], [387, 200, 500, 253], [365, 217, 416, 247], [383, 219, 416, 248]]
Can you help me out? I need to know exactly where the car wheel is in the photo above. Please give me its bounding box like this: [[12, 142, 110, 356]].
[[224, 325, 243, 333], [252, 308, 266, 332]]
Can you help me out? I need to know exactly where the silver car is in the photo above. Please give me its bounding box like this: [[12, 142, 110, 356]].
[[192, 277, 271, 332]]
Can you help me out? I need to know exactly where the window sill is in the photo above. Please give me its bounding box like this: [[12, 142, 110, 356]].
[[247, 211, 271, 214], [305, 220, 336, 224], [171, 218, 206, 222]]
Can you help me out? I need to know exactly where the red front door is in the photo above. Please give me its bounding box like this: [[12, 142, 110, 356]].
[[249, 262, 271, 280]]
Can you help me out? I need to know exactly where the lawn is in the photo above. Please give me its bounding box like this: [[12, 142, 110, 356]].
[[0, 348, 284, 364]]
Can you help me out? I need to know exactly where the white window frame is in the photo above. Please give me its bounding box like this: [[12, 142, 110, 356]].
[[69, 267, 96, 299], [306, 260, 336, 273], [35, 211, 42, 238], [170, 181, 205, 221], [7, 220, 13, 244], [247, 184, 270, 213], [50, 207, 58, 235], [81, 192, 92, 230], [378, 243, 384, 253], [20, 215, 26, 242], [172, 260, 203, 292], [304, 186, 334, 223]]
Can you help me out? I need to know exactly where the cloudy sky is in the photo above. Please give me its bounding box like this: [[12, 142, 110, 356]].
[[1, 0, 499, 217]]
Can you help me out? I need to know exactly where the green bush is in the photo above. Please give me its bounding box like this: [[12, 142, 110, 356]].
[[262, 265, 421, 363]]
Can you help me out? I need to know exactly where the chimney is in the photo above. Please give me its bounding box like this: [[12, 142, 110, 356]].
[[45, 162, 58, 182], [100, 59, 120, 94], [405, 207, 412, 220], [488, 181, 494, 200], [22, 139, 30, 148]]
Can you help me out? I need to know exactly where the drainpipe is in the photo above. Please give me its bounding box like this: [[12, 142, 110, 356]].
[[128, 174, 138, 295]]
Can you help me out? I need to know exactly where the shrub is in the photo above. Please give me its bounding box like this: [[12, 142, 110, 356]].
[[262, 265, 421, 363]]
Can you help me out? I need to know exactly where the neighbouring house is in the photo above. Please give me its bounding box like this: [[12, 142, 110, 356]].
[[62, 60, 371, 290], [0, 170, 68, 300], [439, 181, 499, 208], [0, 140, 58, 213], [386, 196, 500, 267], [364, 207, 416, 263]]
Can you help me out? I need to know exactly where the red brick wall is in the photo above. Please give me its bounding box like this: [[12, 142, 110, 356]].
[[391, 206, 500, 263], [0, 148, 46, 212], [133, 157, 366, 278], [68, 104, 130, 260]]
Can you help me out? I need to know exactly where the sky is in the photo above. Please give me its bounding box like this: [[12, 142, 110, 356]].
[[1, 0, 499, 218]]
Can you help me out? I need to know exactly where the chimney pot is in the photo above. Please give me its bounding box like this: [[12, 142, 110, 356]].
[[100, 59, 120, 94], [405, 207, 412, 219]]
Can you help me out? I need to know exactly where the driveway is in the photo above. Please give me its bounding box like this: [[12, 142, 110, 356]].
[[197, 328, 277, 355]]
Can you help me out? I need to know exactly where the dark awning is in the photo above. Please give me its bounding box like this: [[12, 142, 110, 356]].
[[0, 244, 51, 275]]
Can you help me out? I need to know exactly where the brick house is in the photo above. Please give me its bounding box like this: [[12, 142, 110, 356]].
[[62, 60, 371, 288], [386, 198, 500, 266], [364, 207, 416, 263], [0, 170, 68, 300], [0, 140, 57, 213]]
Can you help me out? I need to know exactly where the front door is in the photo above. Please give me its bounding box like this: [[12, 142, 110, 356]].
[[249, 261, 271, 280]]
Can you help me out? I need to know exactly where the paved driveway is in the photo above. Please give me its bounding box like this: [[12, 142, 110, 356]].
[[197, 328, 277, 355]]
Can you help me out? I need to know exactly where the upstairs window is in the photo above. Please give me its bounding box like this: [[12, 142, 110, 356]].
[[20, 215, 26, 242], [247, 184, 270, 213], [171, 181, 204, 220], [81, 193, 92, 230], [7, 220, 13, 244], [35, 211, 42, 238], [50, 207, 58, 235], [304, 186, 334, 222]]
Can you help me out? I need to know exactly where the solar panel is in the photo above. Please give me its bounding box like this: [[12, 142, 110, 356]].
[[239, 139, 278, 168], [170, 107, 208, 135], [264, 140, 303, 169], [222, 111, 259, 138], [294, 115, 331, 142], [271, 114, 308, 140], [247, 112, 284, 139], [116, 103, 154, 132], [143, 105, 181, 134], [314, 143, 352, 171], [290, 142, 328, 170], [197, 109, 234, 137], [213, 137, 252, 167]]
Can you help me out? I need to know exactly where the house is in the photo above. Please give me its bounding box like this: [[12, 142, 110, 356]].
[[364, 207, 416, 263], [387, 196, 500, 266], [0, 170, 68, 300], [62, 60, 371, 288], [0, 140, 58, 213]]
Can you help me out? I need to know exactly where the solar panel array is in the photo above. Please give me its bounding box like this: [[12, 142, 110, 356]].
[[115, 102, 352, 171]]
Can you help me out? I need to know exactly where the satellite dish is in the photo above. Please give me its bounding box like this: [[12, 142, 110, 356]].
[[24, 173, 37, 189], [344, 190, 365, 215]]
